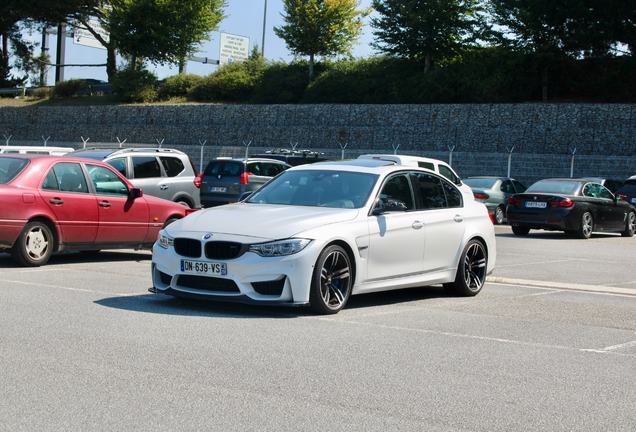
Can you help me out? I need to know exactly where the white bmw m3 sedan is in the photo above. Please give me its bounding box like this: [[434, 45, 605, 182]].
[[151, 158, 496, 314]]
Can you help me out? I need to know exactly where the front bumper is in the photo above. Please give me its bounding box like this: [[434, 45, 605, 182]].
[[151, 240, 321, 306]]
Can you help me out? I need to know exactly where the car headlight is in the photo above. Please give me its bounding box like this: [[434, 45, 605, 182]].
[[157, 231, 174, 249], [249, 239, 311, 257]]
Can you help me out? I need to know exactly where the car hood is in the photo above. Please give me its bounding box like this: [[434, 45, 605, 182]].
[[172, 203, 360, 241]]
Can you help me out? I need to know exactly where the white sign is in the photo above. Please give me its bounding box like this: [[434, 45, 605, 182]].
[[219, 33, 249, 65], [73, 19, 109, 50]]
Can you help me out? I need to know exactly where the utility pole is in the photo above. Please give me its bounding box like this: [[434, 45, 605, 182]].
[[54, 24, 66, 83]]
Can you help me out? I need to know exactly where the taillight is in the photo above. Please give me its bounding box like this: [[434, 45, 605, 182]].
[[488, 212, 495, 224], [474, 192, 489, 200], [508, 197, 521, 205], [193, 173, 203, 188], [550, 198, 573, 208], [239, 172, 252, 184], [618, 193, 627, 200]]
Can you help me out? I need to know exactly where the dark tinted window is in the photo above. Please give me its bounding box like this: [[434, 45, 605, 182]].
[[204, 161, 243, 176], [261, 162, 286, 177], [160, 156, 185, 177], [0, 157, 28, 184], [441, 179, 462, 208], [132, 156, 162, 179], [107, 158, 127, 177], [412, 173, 447, 209], [380, 174, 415, 210]]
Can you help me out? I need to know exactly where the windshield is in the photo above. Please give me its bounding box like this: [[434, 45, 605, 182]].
[[246, 169, 378, 208], [464, 178, 497, 189], [526, 180, 581, 195], [0, 157, 29, 184]]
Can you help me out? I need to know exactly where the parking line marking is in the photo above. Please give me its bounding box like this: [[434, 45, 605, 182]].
[[1, 279, 136, 297], [487, 277, 636, 297]]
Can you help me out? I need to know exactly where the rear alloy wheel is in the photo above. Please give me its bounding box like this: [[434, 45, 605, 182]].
[[576, 212, 593, 239], [494, 205, 505, 225], [622, 211, 636, 237], [444, 239, 487, 296], [511, 225, 530, 236], [11, 221, 54, 267], [309, 245, 352, 314]]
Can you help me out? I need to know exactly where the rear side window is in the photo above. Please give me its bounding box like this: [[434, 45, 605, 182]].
[[132, 156, 162, 179], [261, 162, 286, 177], [441, 179, 462, 208], [160, 156, 185, 177], [0, 158, 28, 184], [47, 162, 89, 193], [412, 172, 448, 209], [417, 161, 435, 170], [204, 161, 243, 176]]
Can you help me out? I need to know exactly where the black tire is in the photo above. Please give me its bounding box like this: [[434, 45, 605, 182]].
[[576, 212, 593, 239], [511, 225, 530, 236], [163, 217, 179, 229], [621, 211, 636, 237], [494, 205, 505, 225], [11, 221, 54, 267], [444, 239, 487, 296], [309, 245, 352, 314]]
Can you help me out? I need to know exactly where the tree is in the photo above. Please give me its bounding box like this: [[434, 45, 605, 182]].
[[370, 0, 489, 74], [274, 0, 370, 80], [106, 0, 226, 72]]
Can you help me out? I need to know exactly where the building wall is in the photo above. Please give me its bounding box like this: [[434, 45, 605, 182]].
[[1, 103, 634, 186]]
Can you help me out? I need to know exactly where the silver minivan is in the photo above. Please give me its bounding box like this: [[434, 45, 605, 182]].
[[69, 147, 200, 208]]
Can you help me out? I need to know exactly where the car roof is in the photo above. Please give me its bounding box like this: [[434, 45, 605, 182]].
[[287, 158, 437, 175], [69, 147, 187, 158]]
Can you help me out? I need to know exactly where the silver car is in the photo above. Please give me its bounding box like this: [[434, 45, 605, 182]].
[[69, 148, 200, 208], [464, 176, 527, 224]]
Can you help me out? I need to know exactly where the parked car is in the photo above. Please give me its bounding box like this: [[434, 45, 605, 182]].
[[250, 149, 327, 166], [0, 154, 194, 267], [580, 177, 624, 194], [198, 158, 291, 207], [464, 176, 527, 224], [356, 154, 474, 202], [616, 175, 636, 209], [507, 178, 636, 239], [68, 147, 200, 208], [151, 158, 497, 314], [0, 145, 75, 156]]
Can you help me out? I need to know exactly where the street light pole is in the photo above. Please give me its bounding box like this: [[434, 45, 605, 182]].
[[261, 0, 268, 57]]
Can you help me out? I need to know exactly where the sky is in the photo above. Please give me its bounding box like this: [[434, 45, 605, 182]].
[[30, 0, 376, 85]]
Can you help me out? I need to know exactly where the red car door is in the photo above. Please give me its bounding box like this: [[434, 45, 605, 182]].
[[85, 164, 150, 245], [39, 162, 99, 245]]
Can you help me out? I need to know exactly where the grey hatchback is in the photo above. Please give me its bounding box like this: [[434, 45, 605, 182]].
[[68, 147, 200, 208], [199, 158, 291, 207]]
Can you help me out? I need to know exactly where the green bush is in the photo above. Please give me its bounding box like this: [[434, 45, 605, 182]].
[[188, 55, 267, 102], [157, 74, 203, 101], [112, 68, 158, 103], [53, 79, 88, 98], [31, 87, 53, 100]]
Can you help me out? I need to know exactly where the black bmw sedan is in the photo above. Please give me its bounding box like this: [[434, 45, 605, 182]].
[[507, 178, 636, 239]]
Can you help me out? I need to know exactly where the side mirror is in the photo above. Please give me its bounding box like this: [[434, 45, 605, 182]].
[[373, 198, 408, 215], [238, 191, 253, 201], [130, 187, 144, 199]]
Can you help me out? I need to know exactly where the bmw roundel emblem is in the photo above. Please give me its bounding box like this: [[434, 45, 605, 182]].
[[203, 233, 213, 239]]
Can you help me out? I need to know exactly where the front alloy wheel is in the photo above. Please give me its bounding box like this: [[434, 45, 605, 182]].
[[309, 245, 352, 314], [444, 239, 487, 296], [494, 205, 505, 225], [622, 211, 636, 237]]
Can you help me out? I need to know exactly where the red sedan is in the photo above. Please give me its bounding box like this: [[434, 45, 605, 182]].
[[0, 154, 194, 266]]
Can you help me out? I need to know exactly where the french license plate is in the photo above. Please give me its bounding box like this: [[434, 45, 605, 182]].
[[525, 201, 547, 208], [209, 186, 227, 193], [181, 260, 227, 276]]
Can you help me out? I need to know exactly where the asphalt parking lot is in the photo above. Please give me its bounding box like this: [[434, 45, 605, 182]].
[[1, 227, 636, 431]]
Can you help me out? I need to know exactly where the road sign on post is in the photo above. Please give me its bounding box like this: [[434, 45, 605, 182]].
[[219, 33, 250, 66]]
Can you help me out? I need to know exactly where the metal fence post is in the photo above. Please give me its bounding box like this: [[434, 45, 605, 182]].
[[199, 140, 207, 173], [81, 136, 90, 148], [156, 139, 164, 148], [392, 144, 400, 155], [3, 134, 11, 146], [507, 146, 515, 178], [242, 140, 252, 159], [42, 136, 50, 147], [116, 137, 127, 148], [339, 142, 348, 159], [448, 145, 455, 166], [570, 148, 577, 178]]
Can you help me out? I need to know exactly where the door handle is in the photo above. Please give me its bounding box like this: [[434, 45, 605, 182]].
[[99, 201, 112, 208], [454, 214, 464, 222], [49, 198, 64, 205], [412, 220, 424, 229], [160, 184, 169, 190]]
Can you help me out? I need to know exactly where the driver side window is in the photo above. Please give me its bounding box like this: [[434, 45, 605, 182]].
[[379, 174, 415, 210]]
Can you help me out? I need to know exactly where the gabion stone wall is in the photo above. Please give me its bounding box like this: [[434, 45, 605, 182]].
[[1, 103, 634, 186]]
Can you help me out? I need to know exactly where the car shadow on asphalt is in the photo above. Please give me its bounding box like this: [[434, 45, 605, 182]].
[[496, 231, 621, 240], [94, 285, 453, 319], [0, 250, 152, 268]]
